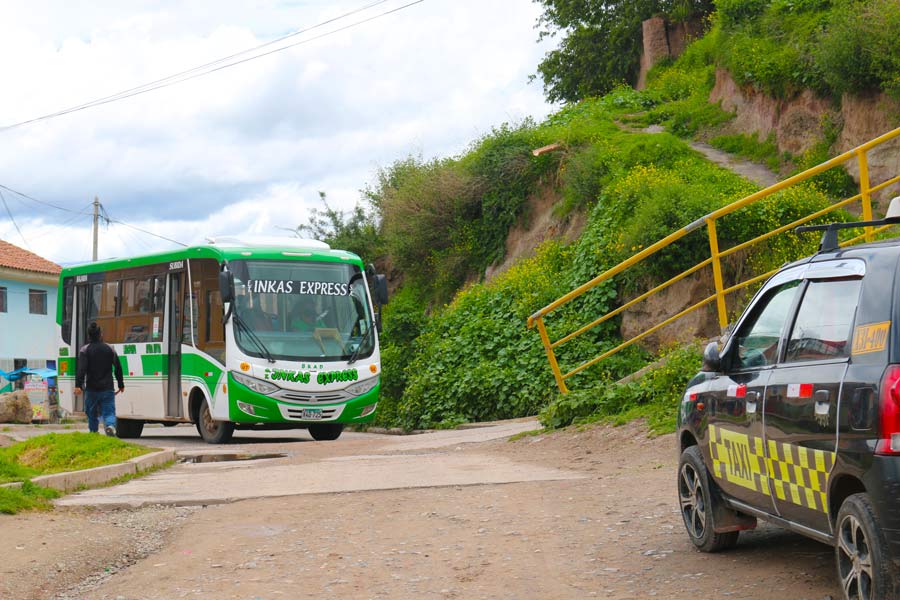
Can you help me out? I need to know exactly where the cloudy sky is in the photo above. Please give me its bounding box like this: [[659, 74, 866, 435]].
[[0, 0, 558, 264]]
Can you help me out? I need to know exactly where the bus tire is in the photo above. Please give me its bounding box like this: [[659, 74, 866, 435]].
[[116, 419, 144, 439], [196, 402, 234, 444], [308, 423, 344, 441]]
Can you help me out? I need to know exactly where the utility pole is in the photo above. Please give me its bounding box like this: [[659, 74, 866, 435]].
[[92, 196, 99, 262]]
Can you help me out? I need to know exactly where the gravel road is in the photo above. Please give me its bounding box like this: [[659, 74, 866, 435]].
[[0, 421, 841, 599]]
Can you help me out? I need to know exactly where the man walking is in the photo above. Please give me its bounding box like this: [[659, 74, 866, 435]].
[[74, 322, 125, 436]]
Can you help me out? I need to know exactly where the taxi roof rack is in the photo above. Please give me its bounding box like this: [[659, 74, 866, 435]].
[[796, 196, 900, 253]]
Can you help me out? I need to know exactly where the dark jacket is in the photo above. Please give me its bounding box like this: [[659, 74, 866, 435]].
[[75, 342, 125, 392]]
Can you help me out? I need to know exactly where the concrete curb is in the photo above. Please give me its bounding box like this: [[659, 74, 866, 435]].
[[1, 448, 176, 492]]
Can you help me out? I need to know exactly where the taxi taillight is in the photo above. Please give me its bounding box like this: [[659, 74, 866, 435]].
[[876, 364, 900, 455]]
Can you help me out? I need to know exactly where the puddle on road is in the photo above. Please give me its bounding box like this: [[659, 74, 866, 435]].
[[178, 453, 287, 464]]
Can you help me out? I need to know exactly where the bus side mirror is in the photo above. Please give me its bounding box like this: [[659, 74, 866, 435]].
[[373, 274, 388, 306], [702, 342, 722, 372], [219, 270, 234, 303]]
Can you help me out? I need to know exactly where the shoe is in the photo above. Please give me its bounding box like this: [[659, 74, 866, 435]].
[[104, 426, 116, 437]]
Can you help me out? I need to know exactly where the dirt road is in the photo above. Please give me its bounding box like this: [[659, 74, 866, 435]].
[[0, 421, 840, 599]]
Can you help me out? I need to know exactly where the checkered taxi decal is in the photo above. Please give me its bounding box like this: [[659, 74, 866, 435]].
[[708, 425, 835, 513]]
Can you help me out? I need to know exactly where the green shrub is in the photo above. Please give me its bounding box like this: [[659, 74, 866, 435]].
[[716, 0, 770, 26], [539, 343, 703, 434], [373, 286, 429, 427], [792, 141, 858, 198], [814, 0, 900, 97]]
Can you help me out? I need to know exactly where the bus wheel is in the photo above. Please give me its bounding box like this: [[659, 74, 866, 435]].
[[116, 419, 144, 439], [308, 423, 344, 441], [196, 402, 234, 444]]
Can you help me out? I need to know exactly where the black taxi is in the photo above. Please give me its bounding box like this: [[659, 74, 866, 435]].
[[677, 203, 900, 600]]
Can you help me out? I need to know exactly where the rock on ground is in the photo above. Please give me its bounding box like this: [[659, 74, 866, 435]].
[[0, 390, 32, 423]]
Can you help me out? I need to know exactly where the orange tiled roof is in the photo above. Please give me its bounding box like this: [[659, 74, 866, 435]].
[[0, 240, 61, 276]]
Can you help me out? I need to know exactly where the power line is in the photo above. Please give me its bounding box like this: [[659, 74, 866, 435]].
[[26, 203, 94, 242], [102, 211, 188, 248], [0, 0, 425, 132], [0, 189, 29, 248], [0, 184, 91, 216], [0, 0, 392, 132], [0, 183, 188, 248]]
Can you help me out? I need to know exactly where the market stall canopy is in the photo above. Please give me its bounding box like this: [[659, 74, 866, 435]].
[[0, 367, 58, 382]]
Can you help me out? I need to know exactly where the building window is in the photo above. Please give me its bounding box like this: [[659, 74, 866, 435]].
[[0, 287, 6, 312], [29, 289, 47, 315]]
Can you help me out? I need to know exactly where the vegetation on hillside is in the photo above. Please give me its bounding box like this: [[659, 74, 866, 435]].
[[712, 0, 900, 99], [532, 0, 714, 102], [534, 0, 900, 103], [303, 0, 879, 434]]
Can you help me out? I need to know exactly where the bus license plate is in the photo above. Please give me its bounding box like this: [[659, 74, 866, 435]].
[[301, 408, 323, 420]]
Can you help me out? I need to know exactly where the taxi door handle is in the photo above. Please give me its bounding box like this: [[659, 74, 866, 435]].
[[746, 390, 759, 413], [814, 389, 830, 415]]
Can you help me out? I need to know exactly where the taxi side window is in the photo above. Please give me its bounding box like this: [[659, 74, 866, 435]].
[[733, 281, 801, 369], [785, 278, 861, 363]]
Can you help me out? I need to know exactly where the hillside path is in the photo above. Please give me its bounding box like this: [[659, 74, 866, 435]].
[[642, 124, 780, 188]]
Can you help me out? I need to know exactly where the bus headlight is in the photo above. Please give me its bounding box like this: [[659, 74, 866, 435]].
[[231, 372, 279, 395], [345, 376, 379, 397]]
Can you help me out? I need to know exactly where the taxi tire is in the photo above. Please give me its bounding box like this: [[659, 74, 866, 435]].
[[678, 445, 740, 553], [835, 493, 892, 600]]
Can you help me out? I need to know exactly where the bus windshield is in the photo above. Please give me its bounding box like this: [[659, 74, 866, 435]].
[[229, 260, 374, 362]]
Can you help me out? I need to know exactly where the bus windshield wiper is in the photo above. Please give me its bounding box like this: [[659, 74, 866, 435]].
[[347, 323, 373, 365], [232, 311, 276, 363]]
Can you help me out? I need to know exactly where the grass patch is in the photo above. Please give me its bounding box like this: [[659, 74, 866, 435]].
[[0, 432, 151, 484], [709, 133, 782, 171], [0, 481, 61, 514], [508, 429, 545, 442]]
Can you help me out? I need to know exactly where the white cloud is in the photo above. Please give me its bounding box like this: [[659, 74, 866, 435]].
[[0, 0, 558, 264]]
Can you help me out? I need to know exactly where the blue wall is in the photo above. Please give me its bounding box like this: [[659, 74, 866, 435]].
[[0, 278, 58, 361]]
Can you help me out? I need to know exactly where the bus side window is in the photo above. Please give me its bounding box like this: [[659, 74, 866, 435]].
[[118, 278, 152, 343], [150, 276, 166, 341], [61, 279, 74, 345]]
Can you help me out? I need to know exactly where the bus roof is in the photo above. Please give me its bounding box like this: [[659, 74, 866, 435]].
[[59, 240, 364, 277]]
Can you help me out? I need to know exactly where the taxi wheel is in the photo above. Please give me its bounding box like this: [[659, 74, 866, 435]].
[[835, 494, 891, 600], [196, 402, 234, 444], [678, 445, 740, 552], [308, 423, 344, 441]]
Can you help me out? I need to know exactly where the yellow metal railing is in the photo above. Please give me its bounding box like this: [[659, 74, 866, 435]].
[[528, 127, 900, 393]]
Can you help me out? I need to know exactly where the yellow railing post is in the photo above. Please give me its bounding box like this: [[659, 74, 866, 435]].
[[534, 316, 569, 394], [706, 218, 728, 330], [859, 150, 874, 242]]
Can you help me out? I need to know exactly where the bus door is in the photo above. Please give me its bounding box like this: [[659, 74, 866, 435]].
[[73, 277, 102, 413], [165, 266, 184, 418]]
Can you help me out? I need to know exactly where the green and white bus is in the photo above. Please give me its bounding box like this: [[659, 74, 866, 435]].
[[56, 237, 387, 443]]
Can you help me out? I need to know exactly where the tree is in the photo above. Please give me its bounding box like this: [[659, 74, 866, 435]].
[[291, 191, 384, 262], [532, 0, 714, 103]]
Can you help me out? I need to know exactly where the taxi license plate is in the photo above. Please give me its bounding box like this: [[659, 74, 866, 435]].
[[301, 408, 323, 420]]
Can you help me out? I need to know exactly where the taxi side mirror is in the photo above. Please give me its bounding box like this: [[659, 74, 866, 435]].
[[702, 342, 722, 372]]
